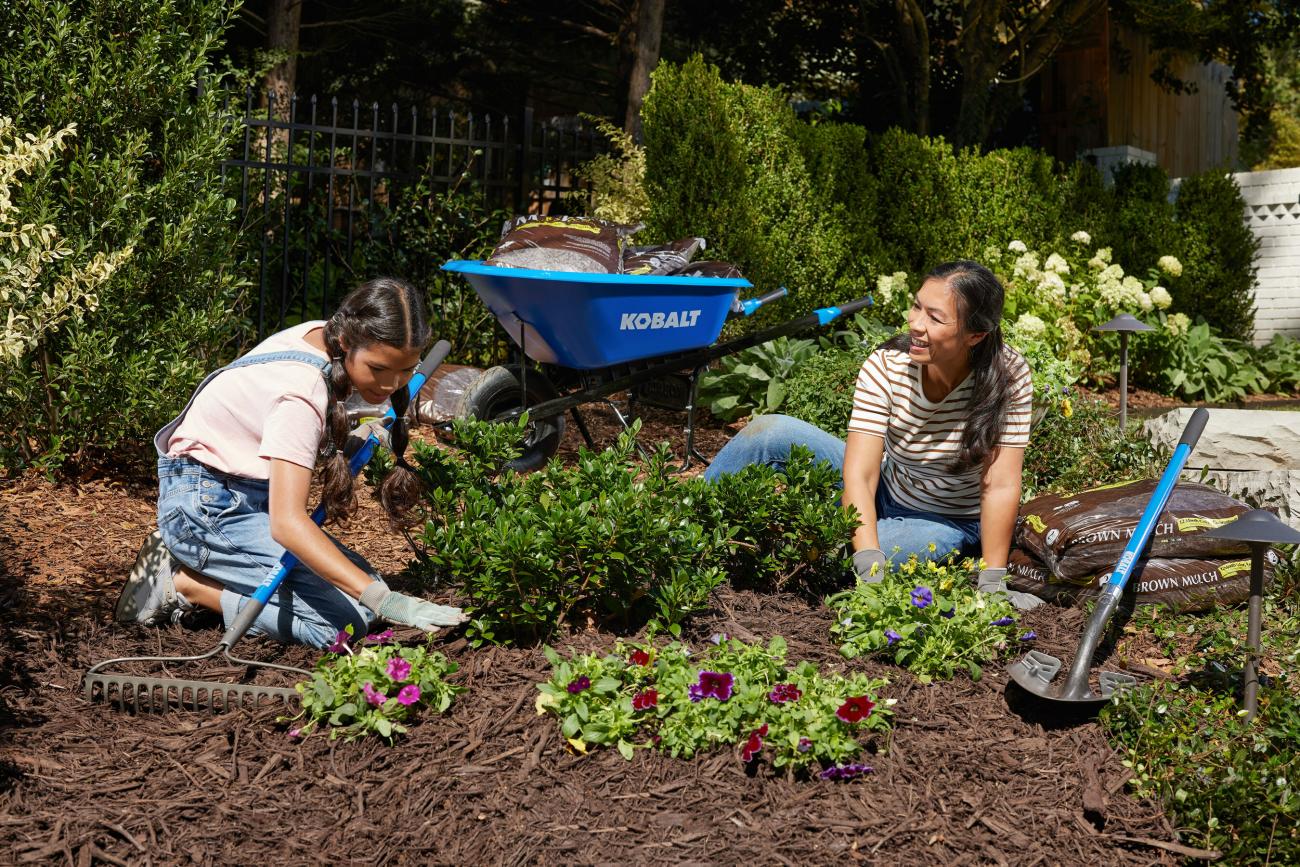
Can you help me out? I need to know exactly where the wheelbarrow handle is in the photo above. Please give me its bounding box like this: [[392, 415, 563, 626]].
[[219, 339, 453, 649], [813, 294, 873, 325], [734, 286, 788, 317]]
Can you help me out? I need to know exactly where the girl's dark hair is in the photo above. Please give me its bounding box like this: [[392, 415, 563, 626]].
[[320, 277, 431, 526], [880, 260, 1012, 473]]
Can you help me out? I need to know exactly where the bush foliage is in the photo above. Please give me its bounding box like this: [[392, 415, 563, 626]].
[[0, 0, 245, 472]]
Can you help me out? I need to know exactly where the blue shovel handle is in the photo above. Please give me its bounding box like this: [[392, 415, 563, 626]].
[[218, 340, 452, 649]]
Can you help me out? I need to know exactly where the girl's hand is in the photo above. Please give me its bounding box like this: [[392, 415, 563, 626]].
[[359, 582, 468, 631]]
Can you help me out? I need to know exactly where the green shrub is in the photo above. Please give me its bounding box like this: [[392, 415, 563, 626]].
[[1173, 170, 1259, 342], [1102, 679, 1300, 864], [782, 344, 863, 438], [1256, 334, 1300, 392], [1105, 162, 1180, 275], [641, 56, 870, 322], [537, 635, 891, 776], [1021, 395, 1165, 498], [0, 0, 246, 473]]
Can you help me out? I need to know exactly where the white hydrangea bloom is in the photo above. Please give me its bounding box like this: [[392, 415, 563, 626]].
[[1138, 291, 1154, 312], [1013, 313, 1047, 339], [1040, 271, 1067, 299], [1166, 312, 1191, 336], [1012, 252, 1040, 279], [1070, 230, 1092, 245], [1044, 252, 1070, 274], [1158, 255, 1183, 277], [1096, 247, 1112, 264], [1100, 263, 1125, 283], [1122, 274, 1144, 293], [1150, 285, 1172, 309], [1008, 240, 1028, 253]]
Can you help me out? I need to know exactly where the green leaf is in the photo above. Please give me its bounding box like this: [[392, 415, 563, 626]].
[[616, 739, 634, 760]]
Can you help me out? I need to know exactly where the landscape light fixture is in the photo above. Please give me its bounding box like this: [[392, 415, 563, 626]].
[[1093, 313, 1154, 430], [1203, 509, 1300, 720]]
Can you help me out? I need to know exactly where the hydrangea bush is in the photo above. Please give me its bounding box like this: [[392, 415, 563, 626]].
[[828, 554, 1027, 682], [288, 627, 463, 742], [536, 635, 892, 779]]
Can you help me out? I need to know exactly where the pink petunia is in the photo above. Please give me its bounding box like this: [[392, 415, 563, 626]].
[[362, 682, 387, 707], [386, 657, 412, 681], [396, 684, 421, 706], [327, 628, 351, 654], [365, 628, 395, 645]]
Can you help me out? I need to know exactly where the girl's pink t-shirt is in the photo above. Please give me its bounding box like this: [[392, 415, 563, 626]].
[[166, 321, 331, 479]]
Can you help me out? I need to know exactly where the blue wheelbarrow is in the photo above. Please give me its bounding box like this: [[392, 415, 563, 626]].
[[441, 259, 872, 471]]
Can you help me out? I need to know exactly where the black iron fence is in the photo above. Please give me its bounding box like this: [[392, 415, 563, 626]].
[[221, 87, 602, 351]]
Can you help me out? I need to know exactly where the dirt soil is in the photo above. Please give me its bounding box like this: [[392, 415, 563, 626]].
[[0, 405, 1198, 866]]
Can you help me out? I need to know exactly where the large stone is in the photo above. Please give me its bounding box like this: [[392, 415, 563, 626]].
[[1143, 408, 1300, 528], [1144, 408, 1300, 471]]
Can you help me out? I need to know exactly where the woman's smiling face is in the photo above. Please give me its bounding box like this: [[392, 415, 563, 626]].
[[906, 277, 986, 368]]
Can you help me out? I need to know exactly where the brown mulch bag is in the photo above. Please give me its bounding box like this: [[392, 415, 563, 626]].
[[677, 260, 746, 279], [1016, 479, 1252, 580], [622, 237, 706, 275], [1007, 547, 1278, 612], [486, 215, 641, 273]]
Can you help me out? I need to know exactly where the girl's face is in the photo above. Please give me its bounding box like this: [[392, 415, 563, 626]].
[[343, 341, 423, 405], [906, 278, 986, 369]]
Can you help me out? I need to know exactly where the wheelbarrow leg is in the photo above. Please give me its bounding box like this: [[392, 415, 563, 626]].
[[677, 365, 710, 473], [569, 406, 595, 447], [603, 398, 652, 463]]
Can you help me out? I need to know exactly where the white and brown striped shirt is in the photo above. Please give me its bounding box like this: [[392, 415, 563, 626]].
[[847, 346, 1033, 518]]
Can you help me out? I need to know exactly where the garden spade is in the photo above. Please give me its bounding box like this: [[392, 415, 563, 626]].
[[1008, 407, 1209, 708], [83, 341, 451, 713]]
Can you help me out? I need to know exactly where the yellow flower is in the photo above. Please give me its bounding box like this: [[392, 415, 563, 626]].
[[928, 542, 938, 553], [940, 578, 954, 591], [1061, 398, 1073, 418]]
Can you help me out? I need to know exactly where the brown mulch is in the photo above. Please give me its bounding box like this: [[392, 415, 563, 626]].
[[1081, 383, 1300, 414], [0, 411, 1193, 866]]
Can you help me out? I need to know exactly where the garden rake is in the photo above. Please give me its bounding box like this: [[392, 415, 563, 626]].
[[83, 341, 451, 713], [1007, 407, 1209, 708]]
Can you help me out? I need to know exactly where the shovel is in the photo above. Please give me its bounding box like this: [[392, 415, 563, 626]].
[[83, 340, 451, 712], [1008, 407, 1209, 707]]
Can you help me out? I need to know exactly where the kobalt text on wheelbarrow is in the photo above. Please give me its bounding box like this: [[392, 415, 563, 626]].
[[440, 259, 873, 471]]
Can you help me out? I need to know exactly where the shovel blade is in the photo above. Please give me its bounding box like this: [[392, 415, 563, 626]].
[[1008, 651, 1133, 707]]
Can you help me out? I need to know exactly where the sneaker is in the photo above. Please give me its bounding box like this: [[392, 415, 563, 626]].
[[115, 530, 193, 626]]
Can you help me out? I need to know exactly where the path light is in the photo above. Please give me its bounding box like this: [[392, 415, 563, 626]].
[[1094, 313, 1154, 431], [1203, 510, 1300, 720]]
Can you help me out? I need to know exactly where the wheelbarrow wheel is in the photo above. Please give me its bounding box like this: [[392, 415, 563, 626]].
[[456, 365, 565, 472]]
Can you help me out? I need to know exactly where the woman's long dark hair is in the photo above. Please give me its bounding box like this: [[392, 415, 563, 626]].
[[880, 260, 1012, 473], [319, 277, 431, 525]]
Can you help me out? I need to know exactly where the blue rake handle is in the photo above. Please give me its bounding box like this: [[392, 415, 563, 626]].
[[217, 339, 451, 650]]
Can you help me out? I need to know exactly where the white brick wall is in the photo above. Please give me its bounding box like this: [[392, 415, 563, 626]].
[[1234, 168, 1300, 345]]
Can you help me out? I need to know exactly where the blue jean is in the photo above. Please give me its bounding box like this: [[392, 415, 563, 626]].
[[704, 414, 981, 565], [157, 456, 377, 648]]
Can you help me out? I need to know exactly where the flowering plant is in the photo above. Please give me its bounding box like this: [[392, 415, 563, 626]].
[[536, 635, 892, 777], [287, 627, 463, 742], [828, 554, 1022, 682]]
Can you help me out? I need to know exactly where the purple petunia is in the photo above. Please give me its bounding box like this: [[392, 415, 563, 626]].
[[386, 657, 412, 681], [362, 682, 387, 707], [768, 683, 803, 704], [819, 763, 874, 781], [709, 632, 730, 645], [365, 628, 395, 645], [396, 684, 421, 706], [992, 616, 1015, 627], [885, 629, 902, 646], [567, 675, 592, 695], [327, 628, 351, 654], [797, 737, 813, 754], [911, 586, 933, 609], [1019, 631, 1037, 642], [688, 670, 734, 703]]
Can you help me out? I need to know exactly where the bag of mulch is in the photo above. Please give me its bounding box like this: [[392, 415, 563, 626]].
[[677, 260, 746, 280], [1016, 479, 1252, 580], [486, 216, 641, 274], [622, 237, 706, 276], [1007, 547, 1278, 612]]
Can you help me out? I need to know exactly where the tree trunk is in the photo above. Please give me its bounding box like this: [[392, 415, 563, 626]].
[[895, 0, 930, 136], [624, 0, 665, 141], [265, 0, 303, 118]]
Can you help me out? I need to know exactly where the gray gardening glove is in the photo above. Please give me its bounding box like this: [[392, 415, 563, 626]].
[[852, 548, 890, 583], [976, 567, 1046, 611], [360, 581, 467, 632]]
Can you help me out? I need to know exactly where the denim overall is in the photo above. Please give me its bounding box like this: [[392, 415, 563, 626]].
[[154, 351, 376, 648]]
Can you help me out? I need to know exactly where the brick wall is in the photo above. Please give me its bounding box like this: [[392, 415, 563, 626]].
[[1234, 168, 1300, 345]]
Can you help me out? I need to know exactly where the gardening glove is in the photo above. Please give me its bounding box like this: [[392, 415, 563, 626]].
[[344, 418, 392, 459], [360, 581, 467, 632], [975, 567, 1046, 611], [852, 548, 890, 583]]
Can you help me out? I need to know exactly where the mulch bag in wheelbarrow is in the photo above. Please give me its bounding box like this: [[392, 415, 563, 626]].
[[487, 216, 642, 274], [1007, 547, 1279, 612], [622, 237, 706, 275], [1015, 479, 1253, 580]]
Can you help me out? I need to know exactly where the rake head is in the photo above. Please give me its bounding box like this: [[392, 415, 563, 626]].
[[83, 671, 300, 713]]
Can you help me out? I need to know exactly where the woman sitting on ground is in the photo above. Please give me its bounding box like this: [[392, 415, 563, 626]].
[[704, 260, 1042, 609]]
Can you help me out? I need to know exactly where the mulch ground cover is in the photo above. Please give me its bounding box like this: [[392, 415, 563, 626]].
[[0, 403, 1204, 865]]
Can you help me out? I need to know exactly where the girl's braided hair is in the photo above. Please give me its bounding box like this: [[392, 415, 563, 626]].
[[319, 277, 430, 525]]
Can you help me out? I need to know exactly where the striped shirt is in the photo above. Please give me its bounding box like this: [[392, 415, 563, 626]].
[[847, 346, 1033, 517]]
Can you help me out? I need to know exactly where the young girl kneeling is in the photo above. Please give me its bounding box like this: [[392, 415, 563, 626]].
[[115, 277, 466, 648]]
